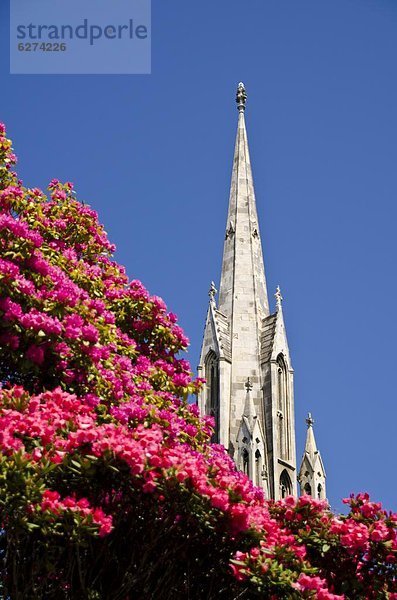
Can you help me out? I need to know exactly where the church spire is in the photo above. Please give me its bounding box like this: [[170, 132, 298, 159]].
[[243, 377, 257, 425], [198, 83, 297, 499], [218, 83, 269, 319], [298, 413, 327, 500], [304, 413, 317, 455]]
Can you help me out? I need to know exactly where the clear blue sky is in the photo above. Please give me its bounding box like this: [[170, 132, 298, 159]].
[[1, 0, 396, 512]]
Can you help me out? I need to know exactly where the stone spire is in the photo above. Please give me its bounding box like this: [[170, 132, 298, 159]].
[[243, 377, 257, 426], [198, 83, 297, 499], [304, 413, 317, 455], [218, 83, 269, 319], [298, 413, 327, 500], [214, 82, 270, 461]]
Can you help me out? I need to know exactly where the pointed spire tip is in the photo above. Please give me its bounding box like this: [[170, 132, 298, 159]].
[[275, 285, 283, 311], [245, 377, 253, 392], [243, 377, 257, 421], [306, 413, 314, 428], [236, 82, 247, 112], [209, 281, 217, 304]]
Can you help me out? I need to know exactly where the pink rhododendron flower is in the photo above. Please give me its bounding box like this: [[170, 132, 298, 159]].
[[26, 344, 45, 365]]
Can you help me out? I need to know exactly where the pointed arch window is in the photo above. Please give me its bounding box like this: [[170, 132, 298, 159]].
[[304, 482, 312, 496], [255, 449, 262, 486], [205, 351, 219, 443], [242, 448, 249, 476], [279, 469, 292, 499], [317, 484, 323, 500], [277, 354, 290, 460]]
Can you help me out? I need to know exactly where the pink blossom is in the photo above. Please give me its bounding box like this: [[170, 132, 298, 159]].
[[26, 344, 45, 365]]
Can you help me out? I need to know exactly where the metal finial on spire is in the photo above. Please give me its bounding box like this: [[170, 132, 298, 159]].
[[209, 281, 217, 303], [236, 82, 247, 112], [275, 285, 283, 311], [245, 377, 253, 392], [306, 412, 314, 428]]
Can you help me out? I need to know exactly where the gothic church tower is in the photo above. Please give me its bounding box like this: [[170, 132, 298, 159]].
[[198, 84, 297, 500]]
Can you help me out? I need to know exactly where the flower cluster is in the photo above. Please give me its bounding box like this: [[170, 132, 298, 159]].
[[0, 124, 206, 453], [0, 386, 268, 536], [38, 490, 113, 537], [235, 493, 397, 597]]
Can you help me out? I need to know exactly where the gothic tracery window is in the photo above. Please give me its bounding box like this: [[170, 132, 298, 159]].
[[205, 351, 219, 443], [277, 354, 290, 460]]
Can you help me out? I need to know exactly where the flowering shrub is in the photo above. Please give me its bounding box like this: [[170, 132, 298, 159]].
[[0, 123, 396, 599]]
